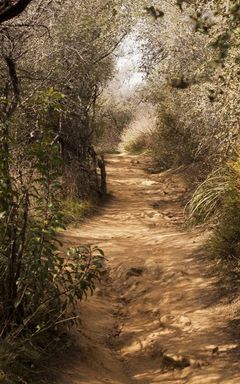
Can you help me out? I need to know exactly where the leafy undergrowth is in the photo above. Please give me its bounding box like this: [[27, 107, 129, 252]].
[[0, 331, 70, 384], [62, 199, 95, 224], [0, 245, 106, 384]]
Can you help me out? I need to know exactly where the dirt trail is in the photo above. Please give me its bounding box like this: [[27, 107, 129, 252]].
[[56, 154, 240, 384]]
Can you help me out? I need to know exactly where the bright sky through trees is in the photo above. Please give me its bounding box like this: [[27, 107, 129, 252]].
[[110, 32, 144, 98]]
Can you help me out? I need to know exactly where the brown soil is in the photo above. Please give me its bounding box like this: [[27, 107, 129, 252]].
[[54, 154, 240, 384]]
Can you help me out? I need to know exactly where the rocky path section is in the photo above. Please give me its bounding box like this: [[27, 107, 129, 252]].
[[55, 154, 240, 384]]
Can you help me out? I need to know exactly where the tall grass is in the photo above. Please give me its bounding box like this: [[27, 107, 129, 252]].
[[186, 168, 231, 225], [187, 158, 240, 275], [207, 187, 240, 273], [62, 199, 94, 224]]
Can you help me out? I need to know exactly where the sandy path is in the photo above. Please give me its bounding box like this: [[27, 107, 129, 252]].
[[56, 154, 240, 384]]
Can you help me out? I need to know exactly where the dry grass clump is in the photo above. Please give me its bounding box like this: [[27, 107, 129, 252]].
[[186, 167, 231, 225], [186, 158, 240, 273], [207, 160, 240, 270], [208, 189, 240, 267], [120, 104, 156, 154]]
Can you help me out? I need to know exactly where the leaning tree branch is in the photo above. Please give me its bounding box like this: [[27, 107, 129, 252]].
[[93, 32, 128, 64], [0, 0, 33, 24]]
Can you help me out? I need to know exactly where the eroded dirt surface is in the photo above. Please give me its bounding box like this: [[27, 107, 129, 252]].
[[55, 154, 240, 384]]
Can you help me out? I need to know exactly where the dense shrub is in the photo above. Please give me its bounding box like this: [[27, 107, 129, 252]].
[[122, 101, 199, 168], [0, 94, 106, 382], [0, 121, 106, 332], [150, 110, 199, 168]]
